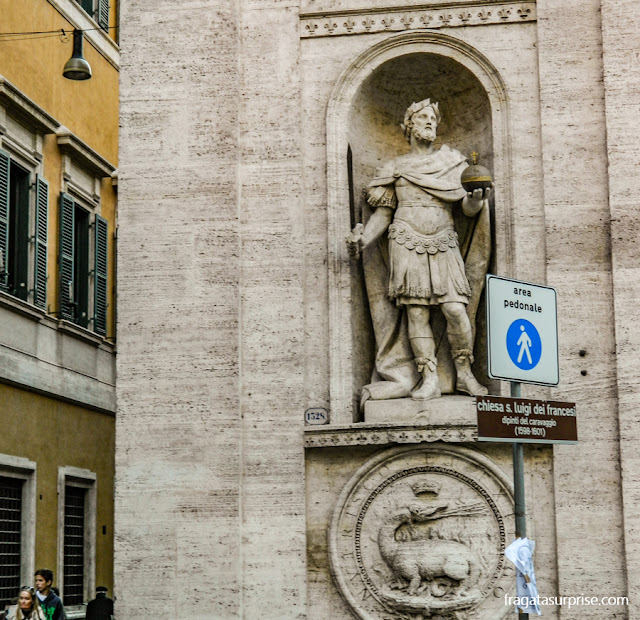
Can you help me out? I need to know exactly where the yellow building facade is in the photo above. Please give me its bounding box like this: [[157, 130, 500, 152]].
[[0, 1, 118, 617]]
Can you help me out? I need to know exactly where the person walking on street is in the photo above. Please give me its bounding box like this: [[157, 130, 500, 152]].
[[5, 586, 46, 620], [33, 570, 65, 620], [85, 587, 113, 620]]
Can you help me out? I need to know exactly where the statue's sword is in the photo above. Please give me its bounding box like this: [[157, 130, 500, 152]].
[[347, 144, 356, 231]]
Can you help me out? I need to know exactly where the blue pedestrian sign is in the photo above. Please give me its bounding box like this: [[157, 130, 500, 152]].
[[506, 319, 541, 370], [486, 276, 559, 386]]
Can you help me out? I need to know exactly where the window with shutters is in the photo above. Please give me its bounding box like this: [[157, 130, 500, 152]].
[[63, 485, 85, 606], [0, 476, 22, 609], [0, 149, 49, 310], [0, 78, 116, 415], [58, 192, 108, 336], [57, 468, 96, 611], [0, 455, 36, 607], [73, 0, 110, 31]]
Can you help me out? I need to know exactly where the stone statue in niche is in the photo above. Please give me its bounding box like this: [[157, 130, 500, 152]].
[[346, 99, 491, 405]]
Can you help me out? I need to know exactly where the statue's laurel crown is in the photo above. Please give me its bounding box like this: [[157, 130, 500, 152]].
[[401, 99, 441, 141]]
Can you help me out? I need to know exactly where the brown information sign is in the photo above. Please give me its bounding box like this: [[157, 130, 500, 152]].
[[476, 395, 577, 444]]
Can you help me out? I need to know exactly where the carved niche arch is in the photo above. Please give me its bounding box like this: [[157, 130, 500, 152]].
[[327, 32, 513, 422]]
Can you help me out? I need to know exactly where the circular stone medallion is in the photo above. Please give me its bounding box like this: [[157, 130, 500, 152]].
[[329, 445, 515, 620]]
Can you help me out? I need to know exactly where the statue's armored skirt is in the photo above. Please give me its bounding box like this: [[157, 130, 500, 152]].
[[387, 219, 471, 306]]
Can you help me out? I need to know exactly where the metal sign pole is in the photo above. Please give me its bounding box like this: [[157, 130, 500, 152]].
[[484, 275, 567, 618], [511, 380, 529, 619]]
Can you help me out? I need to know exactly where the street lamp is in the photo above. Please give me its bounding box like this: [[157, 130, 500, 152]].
[[63, 29, 91, 80]]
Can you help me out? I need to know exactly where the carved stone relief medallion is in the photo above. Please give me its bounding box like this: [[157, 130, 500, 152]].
[[329, 445, 515, 620]]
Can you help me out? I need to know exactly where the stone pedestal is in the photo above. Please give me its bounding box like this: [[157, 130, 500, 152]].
[[364, 394, 477, 426]]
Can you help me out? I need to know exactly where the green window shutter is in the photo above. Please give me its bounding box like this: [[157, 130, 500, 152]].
[[98, 0, 109, 31], [0, 149, 10, 290], [94, 215, 108, 336], [59, 192, 75, 320], [34, 175, 48, 309]]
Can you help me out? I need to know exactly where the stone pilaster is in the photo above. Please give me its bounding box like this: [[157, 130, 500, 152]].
[[601, 0, 640, 614], [536, 0, 627, 615], [116, 1, 306, 617]]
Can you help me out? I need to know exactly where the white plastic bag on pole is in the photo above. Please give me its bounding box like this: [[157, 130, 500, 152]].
[[505, 537, 541, 615]]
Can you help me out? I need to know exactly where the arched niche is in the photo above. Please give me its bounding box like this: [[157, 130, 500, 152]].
[[327, 32, 512, 423]]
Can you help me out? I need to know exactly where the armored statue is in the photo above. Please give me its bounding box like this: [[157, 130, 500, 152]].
[[346, 99, 491, 403]]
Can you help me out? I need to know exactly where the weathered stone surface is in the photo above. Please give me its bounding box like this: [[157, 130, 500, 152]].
[[601, 0, 640, 616], [536, 0, 628, 616], [116, 1, 306, 618], [365, 395, 476, 426]]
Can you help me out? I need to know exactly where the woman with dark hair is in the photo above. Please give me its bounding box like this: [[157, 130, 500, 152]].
[[5, 587, 45, 620]]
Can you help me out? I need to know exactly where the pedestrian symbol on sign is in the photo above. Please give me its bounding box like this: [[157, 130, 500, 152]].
[[506, 319, 541, 370], [517, 325, 532, 364]]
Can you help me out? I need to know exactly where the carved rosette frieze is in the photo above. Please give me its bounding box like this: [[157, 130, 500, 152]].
[[304, 424, 477, 448], [301, 2, 536, 38], [329, 445, 515, 619]]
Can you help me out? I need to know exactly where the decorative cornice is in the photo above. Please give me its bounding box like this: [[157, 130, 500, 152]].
[[0, 77, 60, 135], [56, 126, 116, 178], [57, 319, 110, 349], [301, 1, 535, 38], [304, 423, 477, 447]]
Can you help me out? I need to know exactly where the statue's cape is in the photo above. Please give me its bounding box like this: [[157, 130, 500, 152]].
[[361, 146, 491, 403], [367, 145, 468, 209]]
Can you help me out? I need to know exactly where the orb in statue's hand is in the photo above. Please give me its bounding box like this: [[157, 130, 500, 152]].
[[461, 154, 492, 193]]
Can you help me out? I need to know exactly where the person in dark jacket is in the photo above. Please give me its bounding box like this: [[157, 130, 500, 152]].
[[33, 570, 65, 620], [85, 587, 113, 620]]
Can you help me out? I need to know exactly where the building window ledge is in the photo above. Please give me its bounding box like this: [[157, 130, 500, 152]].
[[0, 289, 47, 322], [57, 319, 111, 349], [0, 291, 115, 352]]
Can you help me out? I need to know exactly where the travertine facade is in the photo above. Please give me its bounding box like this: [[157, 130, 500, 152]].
[[117, 0, 638, 618]]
